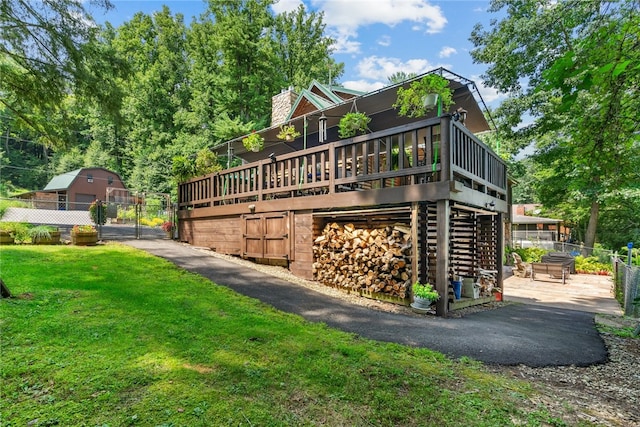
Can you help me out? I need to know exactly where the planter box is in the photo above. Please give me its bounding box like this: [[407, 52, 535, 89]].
[[0, 231, 14, 245], [71, 231, 98, 246], [32, 231, 61, 245]]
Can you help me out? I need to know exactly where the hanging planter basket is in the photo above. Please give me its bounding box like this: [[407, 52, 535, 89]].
[[422, 93, 439, 109]]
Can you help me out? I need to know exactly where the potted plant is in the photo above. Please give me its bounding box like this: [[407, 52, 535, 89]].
[[276, 124, 300, 142], [71, 225, 98, 246], [393, 74, 454, 118], [411, 281, 440, 310], [28, 225, 61, 245], [338, 112, 370, 138], [161, 221, 174, 238], [242, 132, 265, 152]]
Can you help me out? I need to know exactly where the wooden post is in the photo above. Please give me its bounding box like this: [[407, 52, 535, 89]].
[[496, 212, 504, 292], [411, 202, 419, 285], [439, 115, 452, 182], [435, 199, 450, 316]]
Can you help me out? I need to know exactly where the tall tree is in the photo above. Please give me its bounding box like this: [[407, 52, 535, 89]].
[[0, 0, 118, 147], [273, 4, 343, 91], [471, 0, 640, 252], [110, 7, 191, 193]]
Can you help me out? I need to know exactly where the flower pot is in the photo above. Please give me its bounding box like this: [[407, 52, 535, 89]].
[[32, 231, 61, 245], [71, 231, 98, 246], [0, 231, 14, 245], [422, 93, 439, 109], [411, 296, 434, 310]]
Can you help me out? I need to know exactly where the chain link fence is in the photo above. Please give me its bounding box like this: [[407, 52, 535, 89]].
[[1, 196, 177, 242], [613, 256, 640, 318]]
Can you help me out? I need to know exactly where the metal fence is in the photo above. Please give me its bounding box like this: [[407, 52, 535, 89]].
[[613, 256, 640, 318], [1, 197, 177, 241]]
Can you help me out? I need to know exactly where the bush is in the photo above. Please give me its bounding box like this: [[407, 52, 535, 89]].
[[89, 200, 107, 225], [512, 247, 548, 263], [575, 256, 612, 274], [0, 222, 31, 243]]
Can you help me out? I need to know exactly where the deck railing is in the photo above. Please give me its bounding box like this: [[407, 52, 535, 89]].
[[178, 116, 507, 210]]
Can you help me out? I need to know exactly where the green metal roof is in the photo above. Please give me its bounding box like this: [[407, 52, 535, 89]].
[[43, 169, 82, 191]]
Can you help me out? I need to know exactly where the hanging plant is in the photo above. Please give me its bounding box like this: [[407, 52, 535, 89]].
[[338, 112, 371, 138], [242, 132, 265, 152], [276, 124, 301, 142], [393, 74, 454, 118]]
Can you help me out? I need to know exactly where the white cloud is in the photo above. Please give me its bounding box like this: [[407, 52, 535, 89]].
[[314, 0, 446, 32], [439, 46, 457, 58], [377, 35, 391, 47], [314, 0, 447, 53], [342, 79, 386, 93], [271, 0, 303, 14], [330, 33, 361, 54], [355, 55, 449, 81], [471, 74, 505, 104]]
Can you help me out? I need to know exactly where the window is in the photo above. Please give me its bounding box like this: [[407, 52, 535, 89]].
[[87, 174, 93, 183], [108, 176, 113, 185]]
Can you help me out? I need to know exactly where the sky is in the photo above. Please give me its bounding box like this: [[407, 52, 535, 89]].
[[94, 0, 506, 107]]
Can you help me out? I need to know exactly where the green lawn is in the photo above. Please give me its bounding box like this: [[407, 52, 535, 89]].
[[1, 244, 565, 426]]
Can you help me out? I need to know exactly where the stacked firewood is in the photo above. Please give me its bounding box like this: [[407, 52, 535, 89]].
[[312, 222, 412, 298]]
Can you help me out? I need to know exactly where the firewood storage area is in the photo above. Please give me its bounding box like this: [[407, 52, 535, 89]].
[[312, 208, 414, 304], [309, 204, 502, 311]]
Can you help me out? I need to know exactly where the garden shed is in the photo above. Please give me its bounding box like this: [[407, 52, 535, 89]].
[[16, 167, 128, 211], [177, 68, 509, 316]]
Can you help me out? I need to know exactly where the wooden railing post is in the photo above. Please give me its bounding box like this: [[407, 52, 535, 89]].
[[328, 143, 336, 193], [439, 115, 452, 182]]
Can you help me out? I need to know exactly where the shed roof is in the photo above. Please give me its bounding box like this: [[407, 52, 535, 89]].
[[43, 169, 83, 191], [42, 167, 124, 191]]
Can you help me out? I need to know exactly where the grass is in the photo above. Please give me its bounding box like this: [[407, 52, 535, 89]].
[[1, 244, 567, 426]]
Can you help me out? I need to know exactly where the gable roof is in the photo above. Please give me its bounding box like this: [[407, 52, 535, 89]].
[[217, 68, 494, 162], [286, 80, 365, 121]]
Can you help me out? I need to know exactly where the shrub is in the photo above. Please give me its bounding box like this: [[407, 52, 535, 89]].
[[89, 200, 107, 225], [0, 222, 31, 242], [575, 256, 612, 274], [512, 247, 548, 263]]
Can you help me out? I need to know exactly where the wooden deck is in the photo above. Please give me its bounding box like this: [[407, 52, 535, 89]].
[[177, 115, 508, 316], [178, 116, 507, 214]]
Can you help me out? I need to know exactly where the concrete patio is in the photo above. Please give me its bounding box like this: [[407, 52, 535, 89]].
[[503, 271, 623, 315]]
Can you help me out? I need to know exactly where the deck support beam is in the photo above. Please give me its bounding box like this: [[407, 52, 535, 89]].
[[435, 199, 450, 317]]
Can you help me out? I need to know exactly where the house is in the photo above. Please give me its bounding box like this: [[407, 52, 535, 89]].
[[511, 204, 569, 249], [17, 167, 128, 210], [177, 68, 509, 316]]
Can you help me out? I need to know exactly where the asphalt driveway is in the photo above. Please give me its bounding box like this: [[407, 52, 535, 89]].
[[122, 239, 608, 367]]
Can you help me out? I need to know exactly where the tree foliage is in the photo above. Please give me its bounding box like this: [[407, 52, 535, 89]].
[[1, 0, 343, 200], [0, 0, 121, 146], [471, 0, 640, 251]]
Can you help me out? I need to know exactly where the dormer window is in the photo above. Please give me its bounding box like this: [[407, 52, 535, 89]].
[[87, 174, 93, 183]]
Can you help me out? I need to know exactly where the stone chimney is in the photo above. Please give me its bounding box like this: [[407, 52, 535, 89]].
[[271, 87, 297, 127]]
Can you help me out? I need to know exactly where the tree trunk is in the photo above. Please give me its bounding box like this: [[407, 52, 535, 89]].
[[583, 200, 599, 256]]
